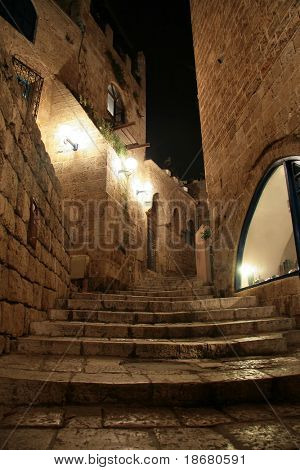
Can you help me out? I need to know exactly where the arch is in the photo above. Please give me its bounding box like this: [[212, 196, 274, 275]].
[[107, 83, 125, 125], [0, 0, 37, 42], [235, 157, 300, 290]]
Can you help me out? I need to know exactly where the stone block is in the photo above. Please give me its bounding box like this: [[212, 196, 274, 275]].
[[0, 264, 8, 300], [33, 283, 43, 310], [0, 428, 55, 450], [7, 145, 24, 180], [22, 278, 34, 307], [7, 268, 23, 303], [0, 158, 18, 207], [15, 216, 27, 244], [0, 224, 8, 263], [7, 237, 29, 277], [16, 186, 30, 223], [0, 335, 5, 354], [41, 287, 57, 310], [25, 254, 36, 283], [35, 259, 45, 285], [0, 198, 15, 233], [12, 303, 25, 336]]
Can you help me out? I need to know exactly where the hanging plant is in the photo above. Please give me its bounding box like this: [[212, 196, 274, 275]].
[[98, 119, 128, 156], [70, 89, 127, 155]]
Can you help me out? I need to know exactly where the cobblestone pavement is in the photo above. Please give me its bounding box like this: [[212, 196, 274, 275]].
[[0, 351, 299, 449], [0, 351, 299, 406], [0, 402, 299, 450]]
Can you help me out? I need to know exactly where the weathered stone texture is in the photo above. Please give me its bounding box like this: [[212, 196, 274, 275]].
[[0, 0, 199, 289], [0, 41, 70, 347], [190, 0, 300, 309]]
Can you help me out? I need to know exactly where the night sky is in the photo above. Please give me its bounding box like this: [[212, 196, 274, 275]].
[[96, 0, 204, 181]]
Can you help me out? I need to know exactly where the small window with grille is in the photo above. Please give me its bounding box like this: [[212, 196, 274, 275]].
[[12, 56, 44, 119]]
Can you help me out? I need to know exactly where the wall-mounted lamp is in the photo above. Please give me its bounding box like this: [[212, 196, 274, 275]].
[[118, 157, 138, 176], [58, 125, 79, 152], [64, 137, 78, 151]]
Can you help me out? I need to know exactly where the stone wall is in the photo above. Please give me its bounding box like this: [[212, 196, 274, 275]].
[[190, 0, 300, 314], [144, 160, 197, 276], [0, 41, 70, 352], [0, 0, 199, 291]]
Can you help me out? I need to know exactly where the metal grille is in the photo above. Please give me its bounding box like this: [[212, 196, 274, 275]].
[[12, 56, 44, 119]]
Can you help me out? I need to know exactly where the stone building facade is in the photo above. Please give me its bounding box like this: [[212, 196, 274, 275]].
[[0, 40, 70, 352], [190, 0, 300, 321], [0, 0, 201, 327]]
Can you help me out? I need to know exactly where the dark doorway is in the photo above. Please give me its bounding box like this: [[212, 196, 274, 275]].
[[147, 194, 159, 271]]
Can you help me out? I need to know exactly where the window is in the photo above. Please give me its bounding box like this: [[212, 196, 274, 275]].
[[107, 84, 125, 125], [12, 57, 44, 119], [0, 0, 37, 42], [236, 158, 300, 290]]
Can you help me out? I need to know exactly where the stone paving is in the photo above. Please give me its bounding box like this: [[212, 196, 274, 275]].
[[0, 351, 299, 407], [0, 402, 299, 449]]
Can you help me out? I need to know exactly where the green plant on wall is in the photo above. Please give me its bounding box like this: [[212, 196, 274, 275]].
[[105, 50, 126, 88], [72, 91, 127, 155], [98, 119, 128, 156], [201, 227, 211, 240]]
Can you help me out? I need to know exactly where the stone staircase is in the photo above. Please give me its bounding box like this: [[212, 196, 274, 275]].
[[15, 274, 295, 360], [0, 273, 299, 408]]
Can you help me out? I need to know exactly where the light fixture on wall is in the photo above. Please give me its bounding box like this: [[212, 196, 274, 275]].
[[136, 181, 153, 205], [58, 125, 79, 151], [64, 137, 78, 151], [118, 157, 138, 176]]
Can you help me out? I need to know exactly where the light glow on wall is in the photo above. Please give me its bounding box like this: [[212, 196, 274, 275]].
[[56, 124, 92, 152], [240, 263, 258, 285], [118, 156, 138, 176], [111, 153, 122, 176], [135, 180, 153, 206]]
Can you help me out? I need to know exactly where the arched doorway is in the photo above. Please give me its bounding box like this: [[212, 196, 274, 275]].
[[147, 194, 159, 271]]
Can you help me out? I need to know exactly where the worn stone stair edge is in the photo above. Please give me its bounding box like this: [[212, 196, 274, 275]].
[[29, 318, 294, 340], [15, 333, 288, 359], [0, 358, 299, 406]]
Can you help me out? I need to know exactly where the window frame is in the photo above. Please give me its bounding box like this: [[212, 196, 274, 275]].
[[235, 156, 300, 291], [0, 0, 37, 43], [107, 84, 125, 125]]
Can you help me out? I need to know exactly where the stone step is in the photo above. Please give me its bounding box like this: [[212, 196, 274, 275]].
[[48, 306, 278, 324], [134, 283, 205, 290], [1, 352, 299, 407], [30, 317, 294, 339], [113, 287, 214, 297], [16, 333, 287, 359], [71, 292, 214, 302], [134, 278, 204, 288], [60, 296, 257, 313]]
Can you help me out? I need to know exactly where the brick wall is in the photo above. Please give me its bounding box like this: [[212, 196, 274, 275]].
[[190, 0, 300, 315], [0, 41, 70, 352]]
